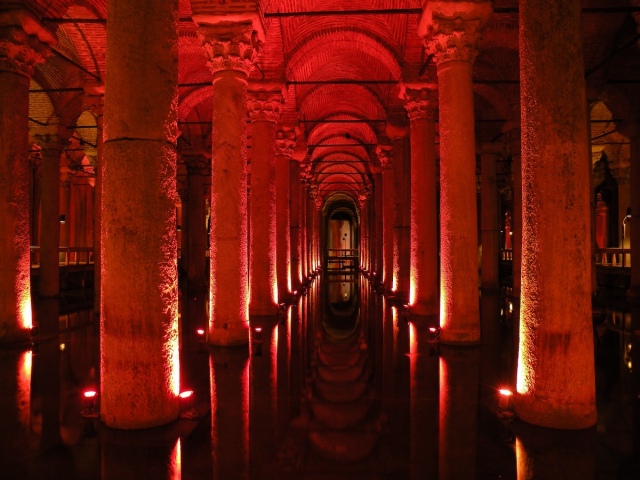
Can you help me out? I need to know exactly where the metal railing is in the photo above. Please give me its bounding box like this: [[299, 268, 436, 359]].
[[595, 248, 631, 268], [30, 246, 94, 267]]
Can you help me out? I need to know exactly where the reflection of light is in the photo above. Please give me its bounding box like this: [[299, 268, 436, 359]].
[[60, 343, 66, 351], [627, 361, 632, 370], [172, 438, 181, 480], [409, 322, 417, 355]]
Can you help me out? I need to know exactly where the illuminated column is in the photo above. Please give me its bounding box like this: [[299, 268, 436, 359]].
[[378, 146, 395, 293], [101, 0, 180, 428], [290, 160, 302, 292], [374, 171, 384, 279], [198, 21, 259, 344], [185, 154, 208, 292], [516, 0, 595, 428], [248, 87, 282, 316], [403, 85, 438, 318], [59, 161, 71, 251], [300, 183, 308, 280], [388, 125, 410, 300], [480, 145, 503, 291], [275, 129, 296, 300], [360, 196, 368, 271], [0, 14, 53, 342], [83, 84, 104, 312], [35, 134, 68, 297], [420, 1, 492, 344], [620, 123, 640, 298]]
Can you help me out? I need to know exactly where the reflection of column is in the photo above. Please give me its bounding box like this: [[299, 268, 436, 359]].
[[480, 145, 502, 291], [185, 156, 208, 292], [290, 161, 301, 292], [83, 85, 104, 312], [210, 347, 250, 480], [248, 87, 282, 316], [404, 86, 438, 317], [198, 21, 259, 345], [0, 349, 32, 475], [101, 0, 179, 428], [439, 346, 480, 480], [421, 1, 491, 344], [36, 134, 67, 297], [378, 146, 394, 293], [515, 426, 595, 480], [276, 129, 296, 300], [0, 15, 52, 341], [516, 0, 596, 428]]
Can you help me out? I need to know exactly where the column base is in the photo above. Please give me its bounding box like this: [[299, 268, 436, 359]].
[[209, 323, 249, 346], [515, 392, 597, 430]]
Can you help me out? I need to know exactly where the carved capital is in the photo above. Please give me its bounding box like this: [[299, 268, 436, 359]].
[[275, 128, 297, 157], [183, 154, 210, 175], [403, 86, 438, 121], [82, 83, 105, 119], [247, 89, 283, 123], [420, 1, 492, 66], [0, 26, 49, 76], [33, 133, 69, 158], [377, 145, 393, 169], [197, 21, 260, 77]]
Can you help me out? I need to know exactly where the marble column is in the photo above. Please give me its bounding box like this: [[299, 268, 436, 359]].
[[516, 0, 596, 428], [378, 146, 395, 293], [290, 160, 302, 293], [101, 0, 180, 428], [248, 87, 282, 316], [185, 154, 209, 292], [198, 20, 259, 345], [35, 133, 68, 297], [0, 13, 53, 342], [480, 145, 503, 291], [300, 182, 308, 280], [275, 129, 296, 301], [404, 85, 438, 319], [374, 170, 384, 280], [420, 0, 492, 344], [83, 84, 104, 312]]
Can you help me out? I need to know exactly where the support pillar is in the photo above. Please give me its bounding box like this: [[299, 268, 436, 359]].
[[516, 0, 596, 428], [374, 171, 384, 280], [480, 145, 503, 291], [101, 0, 180, 428], [403, 86, 438, 318], [0, 13, 53, 343], [275, 129, 296, 301], [185, 155, 209, 292], [420, 1, 492, 344], [377, 146, 395, 293], [36, 134, 68, 297], [198, 21, 260, 344], [389, 126, 410, 300], [248, 87, 282, 316], [290, 161, 302, 293]]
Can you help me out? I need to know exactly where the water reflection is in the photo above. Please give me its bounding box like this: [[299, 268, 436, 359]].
[[1, 282, 639, 478]]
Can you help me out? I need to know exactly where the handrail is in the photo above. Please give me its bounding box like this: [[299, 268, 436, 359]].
[[595, 247, 631, 268], [326, 248, 359, 257], [30, 246, 94, 267]]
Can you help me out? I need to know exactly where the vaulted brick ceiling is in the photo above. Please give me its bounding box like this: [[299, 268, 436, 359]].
[[20, 0, 640, 203]]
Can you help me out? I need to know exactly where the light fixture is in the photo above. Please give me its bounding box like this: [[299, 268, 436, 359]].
[[176, 225, 182, 231], [59, 214, 66, 224]]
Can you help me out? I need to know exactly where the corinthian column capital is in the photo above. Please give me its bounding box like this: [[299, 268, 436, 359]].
[[275, 128, 297, 157], [247, 87, 284, 123], [419, 1, 492, 66], [401, 84, 438, 121], [197, 20, 261, 77], [0, 26, 49, 76], [377, 145, 393, 169]]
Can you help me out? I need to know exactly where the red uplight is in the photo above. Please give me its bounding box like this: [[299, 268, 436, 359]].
[[196, 328, 205, 335], [84, 390, 97, 398], [179, 390, 193, 399], [254, 327, 262, 333], [498, 389, 513, 397], [429, 327, 437, 333]]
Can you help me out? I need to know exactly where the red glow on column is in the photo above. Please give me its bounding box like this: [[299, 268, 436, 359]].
[[19, 294, 32, 330], [409, 322, 417, 355], [17, 350, 32, 427]]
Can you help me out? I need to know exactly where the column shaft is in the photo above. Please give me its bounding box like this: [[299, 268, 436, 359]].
[[517, 0, 596, 428], [481, 149, 501, 290], [187, 166, 207, 291], [290, 161, 301, 292], [275, 152, 291, 299], [379, 148, 395, 293], [101, 0, 179, 428], [392, 134, 411, 300]]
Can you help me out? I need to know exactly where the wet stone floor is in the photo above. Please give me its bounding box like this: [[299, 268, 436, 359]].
[[1, 275, 639, 479]]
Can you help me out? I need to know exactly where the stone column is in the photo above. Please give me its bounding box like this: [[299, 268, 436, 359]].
[[300, 183, 308, 280], [275, 129, 296, 301], [403, 86, 438, 319], [290, 160, 302, 293], [35, 133, 68, 297], [101, 0, 180, 428], [420, 0, 492, 344], [83, 84, 104, 312], [248, 87, 282, 316], [198, 21, 259, 344], [619, 123, 640, 299], [516, 0, 596, 428], [58, 161, 71, 252], [378, 146, 395, 293], [374, 170, 384, 280], [480, 145, 503, 291], [185, 154, 209, 292], [0, 13, 53, 342]]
